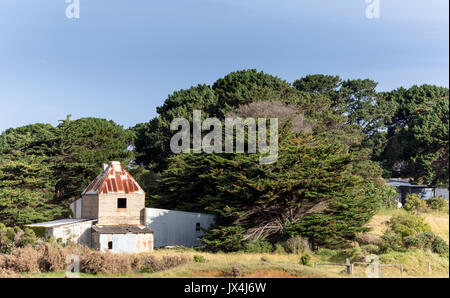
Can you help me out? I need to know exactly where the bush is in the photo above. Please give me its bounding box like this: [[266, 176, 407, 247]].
[[361, 244, 380, 255], [404, 231, 449, 256], [299, 253, 312, 266], [380, 232, 406, 253], [0, 225, 39, 254], [431, 237, 449, 256], [426, 197, 447, 211], [355, 233, 382, 246], [403, 194, 426, 212], [387, 213, 431, 238], [193, 255, 206, 263], [243, 239, 273, 253], [0, 243, 189, 275], [273, 243, 287, 254], [282, 236, 311, 254]]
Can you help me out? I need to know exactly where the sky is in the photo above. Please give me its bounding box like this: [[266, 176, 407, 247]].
[[0, 0, 448, 133]]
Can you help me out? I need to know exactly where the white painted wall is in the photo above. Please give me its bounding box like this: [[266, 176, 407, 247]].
[[50, 220, 95, 246], [145, 208, 215, 247], [98, 233, 154, 253]]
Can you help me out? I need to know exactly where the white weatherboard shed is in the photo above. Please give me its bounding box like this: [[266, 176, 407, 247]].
[[27, 218, 96, 246], [145, 208, 215, 247]]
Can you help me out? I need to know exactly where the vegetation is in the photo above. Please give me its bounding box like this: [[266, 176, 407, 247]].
[[0, 70, 448, 270], [0, 117, 133, 226]]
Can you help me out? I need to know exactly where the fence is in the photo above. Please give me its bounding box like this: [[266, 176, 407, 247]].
[[313, 258, 432, 277]]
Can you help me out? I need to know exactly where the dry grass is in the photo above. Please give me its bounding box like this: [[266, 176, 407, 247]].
[[3, 208, 448, 278], [367, 208, 449, 244]]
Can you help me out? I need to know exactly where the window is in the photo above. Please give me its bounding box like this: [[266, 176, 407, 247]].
[[108, 241, 113, 250], [117, 198, 127, 209], [196, 222, 201, 232]]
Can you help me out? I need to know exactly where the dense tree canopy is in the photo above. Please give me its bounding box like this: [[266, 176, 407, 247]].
[[0, 117, 132, 226], [0, 69, 447, 251]]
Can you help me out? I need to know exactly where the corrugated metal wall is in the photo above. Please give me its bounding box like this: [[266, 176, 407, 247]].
[[145, 208, 215, 247], [435, 188, 449, 199]]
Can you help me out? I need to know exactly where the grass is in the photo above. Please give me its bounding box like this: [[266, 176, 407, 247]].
[[17, 208, 450, 278], [367, 208, 449, 244]]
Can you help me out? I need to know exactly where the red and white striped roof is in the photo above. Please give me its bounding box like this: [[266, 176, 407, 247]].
[[82, 161, 144, 195]]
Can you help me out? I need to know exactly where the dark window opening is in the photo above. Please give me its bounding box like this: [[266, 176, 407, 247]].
[[196, 222, 201, 232], [117, 198, 127, 209], [108, 241, 113, 250]]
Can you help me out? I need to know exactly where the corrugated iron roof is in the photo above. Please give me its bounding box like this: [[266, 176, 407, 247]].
[[82, 161, 144, 195], [92, 225, 153, 234], [27, 218, 97, 228]]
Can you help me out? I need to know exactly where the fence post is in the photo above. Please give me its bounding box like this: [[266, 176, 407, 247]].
[[345, 258, 352, 275], [314, 262, 317, 269], [428, 262, 431, 275], [400, 264, 403, 276]]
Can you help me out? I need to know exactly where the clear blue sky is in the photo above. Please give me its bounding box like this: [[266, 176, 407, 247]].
[[0, 0, 448, 133]]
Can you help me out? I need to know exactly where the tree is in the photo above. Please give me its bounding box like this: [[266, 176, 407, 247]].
[[293, 74, 341, 94], [153, 125, 388, 250], [133, 70, 340, 170], [150, 99, 390, 250], [53, 116, 134, 203], [0, 117, 133, 226], [379, 86, 449, 183], [132, 84, 219, 170], [402, 97, 449, 185], [0, 124, 66, 226]]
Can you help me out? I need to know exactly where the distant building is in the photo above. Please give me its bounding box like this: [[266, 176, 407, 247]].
[[29, 161, 154, 253], [386, 178, 449, 204], [28, 161, 215, 252]]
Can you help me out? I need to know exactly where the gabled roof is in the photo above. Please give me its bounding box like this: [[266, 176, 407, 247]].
[[82, 161, 144, 195]]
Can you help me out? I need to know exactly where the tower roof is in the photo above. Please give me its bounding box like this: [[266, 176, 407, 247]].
[[82, 161, 144, 195]]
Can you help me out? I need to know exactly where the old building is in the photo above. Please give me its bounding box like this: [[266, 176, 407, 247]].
[[29, 161, 154, 253], [28, 161, 216, 251]]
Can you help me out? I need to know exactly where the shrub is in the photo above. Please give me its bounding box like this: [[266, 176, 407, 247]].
[[403, 194, 426, 212], [274, 243, 287, 254], [387, 213, 431, 238], [0, 225, 39, 254], [404, 231, 449, 256], [38, 242, 67, 272], [243, 239, 273, 253], [380, 232, 406, 253], [355, 233, 382, 246], [299, 253, 312, 266], [282, 236, 311, 254], [131, 254, 189, 273], [426, 197, 447, 210], [80, 251, 132, 275], [431, 237, 449, 256], [230, 265, 246, 277], [361, 244, 380, 255], [193, 255, 206, 263], [8, 246, 41, 273], [328, 248, 362, 263]]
